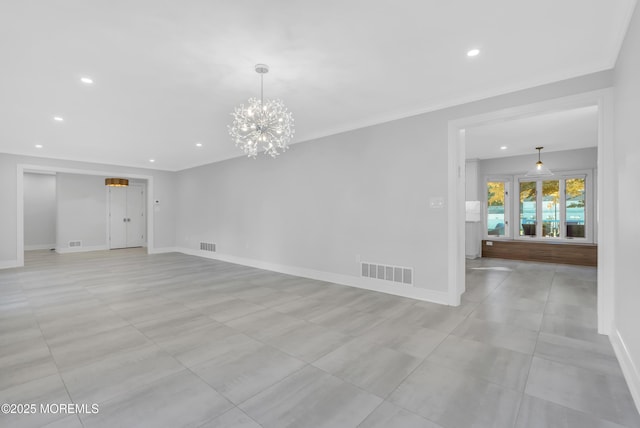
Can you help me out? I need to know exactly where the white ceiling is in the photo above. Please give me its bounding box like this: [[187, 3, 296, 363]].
[[465, 105, 599, 160], [0, 1, 635, 171]]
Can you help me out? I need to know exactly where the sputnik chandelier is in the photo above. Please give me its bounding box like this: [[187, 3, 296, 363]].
[[229, 64, 295, 158]]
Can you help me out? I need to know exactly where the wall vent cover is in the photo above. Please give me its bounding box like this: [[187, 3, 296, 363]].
[[200, 242, 216, 252], [361, 261, 413, 286], [69, 241, 82, 248]]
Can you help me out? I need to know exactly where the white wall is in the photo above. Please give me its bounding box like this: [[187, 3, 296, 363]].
[[23, 173, 56, 250], [175, 71, 613, 301], [56, 174, 107, 252], [613, 2, 640, 410], [0, 153, 177, 267], [478, 147, 597, 177]]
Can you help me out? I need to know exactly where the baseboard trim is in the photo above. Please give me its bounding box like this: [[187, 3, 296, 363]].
[[24, 244, 56, 251], [148, 247, 182, 255], [55, 245, 109, 254], [176, 247, 449, 305], [610, 326, 640, 413], [0, 260, 19, 270]]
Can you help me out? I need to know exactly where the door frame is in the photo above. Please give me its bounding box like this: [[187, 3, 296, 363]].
[[16, 164, 155, 266], [447, 88, 615, 335]]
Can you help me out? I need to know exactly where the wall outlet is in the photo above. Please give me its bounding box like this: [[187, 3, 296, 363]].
[[486, 241, 493, 246]]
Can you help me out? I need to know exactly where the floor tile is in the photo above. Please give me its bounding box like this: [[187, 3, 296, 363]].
[[48, 325, 151, 370], [313, 337, 422, 397], [199, 298, 265, 322], [389, 361, 522, 428], [198, 407, 262, 428], [534, 332, 622, 377], [0, 374, 72, 428], [358, 401, 443, 428], [469, 302, 544, 331], [451, 317, 539, 354], [60, 343, 184, 404], [515, 394, 627, 428], [155, 323, 254, 367], [309, 306, 387, 336], [525, 357, 640, 426], [191, 340, 306, 404], [427, 335, 532, 391], [240, 365, 382, 428], [358, 318, 447, 359], [3, 250, 636, 428], [0, 336, 58, 391], [386, 302, 467, 334], [81, 370, 233, 428]]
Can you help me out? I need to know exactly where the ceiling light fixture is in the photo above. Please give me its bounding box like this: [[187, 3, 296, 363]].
[[35, 144, 43, 148], [53, 116, 64, 122], [80, 77, 93, 84], [467, 49, 480, 57], [228, 64, 295, 158], [149, 159, 155, 163], [525, 146, 554, 177], [195, 142, 203, 147], [500, 146, 508, 150], [105, 178, 129, 187]]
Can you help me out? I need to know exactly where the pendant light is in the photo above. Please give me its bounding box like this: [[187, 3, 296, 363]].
[[228, 64, 295, 158], [525, 147, 553, 177]]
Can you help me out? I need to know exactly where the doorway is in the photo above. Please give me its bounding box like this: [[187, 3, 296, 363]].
[[108, 183, 146, 249], [447, 89, 614, 335], [16, 165, 156, 267]]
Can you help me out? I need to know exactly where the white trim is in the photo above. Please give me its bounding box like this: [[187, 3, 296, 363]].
[[177, 247, 450, 305], [610, 327, 640, 412], [16, 164, 156, 268], [0, 260, 19, 269], [448, 88, 615, 334], [597, 90, 615, 335], [55, 245, 109, 254], [24, 244, 55, 251], [148, 246, 181, 254]]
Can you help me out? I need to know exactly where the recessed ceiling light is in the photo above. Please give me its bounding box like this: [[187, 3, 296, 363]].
[[500, 146, 508, 150], [467, 49, 480, 57], [195, 142, 203, 147], [35, 144, 43, 148], [53, 116, 64, 122], [149, 159, 155, 163], [80, 77, 93, 84]]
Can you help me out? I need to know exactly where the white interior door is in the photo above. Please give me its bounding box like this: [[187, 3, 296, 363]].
[[109, 187, 127, 249], [108, 184, 145, 249], [126, 185, 145, 247]]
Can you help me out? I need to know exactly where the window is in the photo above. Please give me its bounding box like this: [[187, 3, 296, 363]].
[[519, 181, 536, 236], [486, 180, 509, 237], [565, 177, 586, 238], [516, 173, 590, 242], [485, 171, 593, 243]]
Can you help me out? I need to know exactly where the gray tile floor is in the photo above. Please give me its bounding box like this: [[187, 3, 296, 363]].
[[0, 249, 638, 427]]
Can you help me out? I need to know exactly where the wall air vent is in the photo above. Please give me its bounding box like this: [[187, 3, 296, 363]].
[[361, 261, 413, 286], [69, 241, 82, 248], [200, 242, 216, 252]]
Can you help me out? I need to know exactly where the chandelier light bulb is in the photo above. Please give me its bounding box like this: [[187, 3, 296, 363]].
[[228, 64, 295, 158]]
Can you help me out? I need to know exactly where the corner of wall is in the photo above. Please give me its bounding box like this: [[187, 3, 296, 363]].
[[610, 326, 640, 413]]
